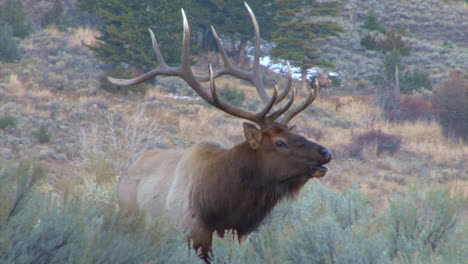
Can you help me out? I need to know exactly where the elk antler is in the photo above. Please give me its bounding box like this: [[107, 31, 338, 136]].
[[280, 79, 318, 125], [208, 64, 295, 128], [107, 3, 307, 129]]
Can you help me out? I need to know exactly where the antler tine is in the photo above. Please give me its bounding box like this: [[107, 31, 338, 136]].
[[244, 2, 260, 76], [275, 61, 293, 104], [196, 3, 270, 104], [280, 82, 318, 125], [209, 64, 278, 128], [181, 9, 191, 70], [149, 28, 167, 68], [267, 84, 295, 124]]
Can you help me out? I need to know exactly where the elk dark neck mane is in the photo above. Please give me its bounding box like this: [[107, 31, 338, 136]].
[[191, 141, 308, 237]]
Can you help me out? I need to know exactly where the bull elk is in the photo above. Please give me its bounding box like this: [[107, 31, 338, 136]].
[[109, 3, 332, 261]]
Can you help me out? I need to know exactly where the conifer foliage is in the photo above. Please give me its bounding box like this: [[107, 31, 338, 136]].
[[270, 0, 343, 89], [90, 0, 191, 71], [0, 0, 31, 38]]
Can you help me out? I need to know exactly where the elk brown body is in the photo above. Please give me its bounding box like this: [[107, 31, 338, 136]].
[[110, 3, 332, 261], [335, 96, 354, 111], [317, 72, 332, 89]]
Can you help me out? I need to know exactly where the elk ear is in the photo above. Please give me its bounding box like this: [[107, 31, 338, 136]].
[[243, 122, 262, 150]]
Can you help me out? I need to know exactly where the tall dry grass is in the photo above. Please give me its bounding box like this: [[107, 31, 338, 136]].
[[68, 27, 100, 47], [5, 73, 27, 97]]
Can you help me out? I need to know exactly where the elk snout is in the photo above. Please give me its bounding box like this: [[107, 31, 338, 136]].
[[320, 147, 332, 162]]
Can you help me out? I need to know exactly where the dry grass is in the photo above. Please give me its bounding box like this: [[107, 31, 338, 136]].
[[30, 86, 54, 100], [387, 121, 467, 166], [144, 88, 167, 101], [77, 108, 161, 179], [68, 27, 100, 47], [178, 106, 244, 146], [5, 74, 27, 97], [44, 24, 64, 38]]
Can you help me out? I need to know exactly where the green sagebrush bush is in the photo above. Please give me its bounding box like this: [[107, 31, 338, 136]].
[[210, 183, 465, 263], [0, 160, 199, 264], [33, 125, 52, 143], [218, 85, 246, 108], [0, 160, 464, 263], [0, 114, 18, 130]]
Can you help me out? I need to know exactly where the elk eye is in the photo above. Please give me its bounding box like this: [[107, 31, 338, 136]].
[[275, 140, 287, 148]]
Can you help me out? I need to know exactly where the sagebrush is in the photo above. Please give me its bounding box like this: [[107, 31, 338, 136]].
[[0, 160, 465, 263]]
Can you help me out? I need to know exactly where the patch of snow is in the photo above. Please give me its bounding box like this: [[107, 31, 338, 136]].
[[167, 93, 200, 101]]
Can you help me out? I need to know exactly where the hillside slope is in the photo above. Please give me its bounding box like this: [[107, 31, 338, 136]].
[[320, 0, 467, 88]]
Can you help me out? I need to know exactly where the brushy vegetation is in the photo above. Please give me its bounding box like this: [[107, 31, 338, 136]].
[[0, 114, 18, 130], [360, 10, 386, 34], [388, 95, 433, 122], [348, 129, 402, 159], [0, 160, 465, 263], [33, 125, 52, 144], [218, 85, 246, 108], [399, 68, 432, 94], [0, 160, 196, 264], [431, 72, 468, 143]]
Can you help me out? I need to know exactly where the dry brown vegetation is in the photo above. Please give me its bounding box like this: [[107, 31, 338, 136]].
[[1, 66, 466, 204]]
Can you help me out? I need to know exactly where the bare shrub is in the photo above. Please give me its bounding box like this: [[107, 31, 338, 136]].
[[78, 108, 161, 178], [389, 95, 433, 122], [348, 129, 402, 158], [432, 72, 468, 142]]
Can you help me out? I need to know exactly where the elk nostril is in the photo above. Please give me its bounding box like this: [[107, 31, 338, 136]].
[[320, 148, 332, 160]]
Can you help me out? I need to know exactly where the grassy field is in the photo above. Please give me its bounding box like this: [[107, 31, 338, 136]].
[[1, 73, 467, 263]]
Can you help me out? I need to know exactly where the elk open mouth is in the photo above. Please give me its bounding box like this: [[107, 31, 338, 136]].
[[309, 165, 328, 178]]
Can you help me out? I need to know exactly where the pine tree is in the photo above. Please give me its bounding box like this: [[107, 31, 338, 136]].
[[192, 0, 276, 64], [0, 0, 31, 38], [0, 24, 21, 62], [270, 0, 343, 90], [91, 0, 191, 71]]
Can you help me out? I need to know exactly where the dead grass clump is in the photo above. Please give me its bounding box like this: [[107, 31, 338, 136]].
[[44, 24, 63, 38], [30, 86, 54, 100], [78, 108, 161, 181], [68, 27, 100, 47], [178, 107, 244, 146], [327, 98, 383, 127], [6, 73, 27, 97], [348, 129, 402, 159], [388, 121, 467, 166]]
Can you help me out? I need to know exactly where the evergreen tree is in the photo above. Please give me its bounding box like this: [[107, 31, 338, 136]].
[[0, 24, 21, 62], [192, 0, 276, 64], [270, 0, 343, 90], [77, 0, 101, 13], [361, 10, 386, 34], [0, 0, 31, 38], [91, 0, 191, 71]]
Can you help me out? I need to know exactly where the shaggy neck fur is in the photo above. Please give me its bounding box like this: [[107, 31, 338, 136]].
[[192, 141, 309, 237]]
